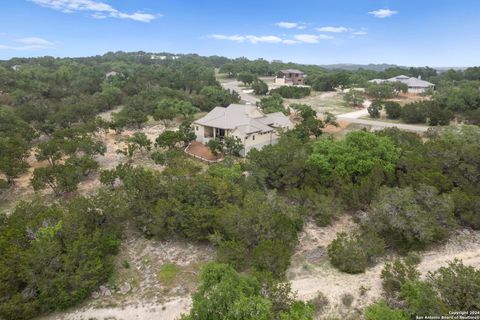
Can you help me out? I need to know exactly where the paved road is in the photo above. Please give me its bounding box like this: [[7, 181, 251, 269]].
[[221, 80, 260, 104], [221, 81, 430, 133]]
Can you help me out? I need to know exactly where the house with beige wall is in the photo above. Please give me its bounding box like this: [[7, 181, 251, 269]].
[[193, 104, 293, 156]]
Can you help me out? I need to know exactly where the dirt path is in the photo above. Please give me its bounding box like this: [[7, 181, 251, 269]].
[[288, 217, 480, 318]]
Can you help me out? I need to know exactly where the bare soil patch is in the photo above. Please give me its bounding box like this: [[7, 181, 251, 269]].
[[39, 227, 215, 320], [288, 217, 480, 319]]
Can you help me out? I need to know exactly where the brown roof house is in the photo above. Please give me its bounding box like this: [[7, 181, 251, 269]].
[[193, 104, 293, 156], [274, 69, 305, 85]]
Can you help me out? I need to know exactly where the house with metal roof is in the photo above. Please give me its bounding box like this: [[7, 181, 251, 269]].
[[274, 69, 305, 85], [368, 75, 435, 94], [193, 104, 293, 156]]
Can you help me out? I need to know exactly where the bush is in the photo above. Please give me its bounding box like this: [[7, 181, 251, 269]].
[[365, 300, 409, 320], [340, 293, 354, 307], [380, 253, 421, 298], [251, 80, 269, 95], [428, 259, 480, 311], [384, 102, 402, 119], [288, 188, 342, 227], [400, 102, 426, 124], [327, 232, 384, 274], [257, 94, 286, 114], [0, 196, 125, 319], [368, 100, 383, 118], [365, 185, 456, 251], [180, 263, 314, 320], [270, 86, 311, 99], [310, 292, 329, 314], [400, 280, 447, 317]]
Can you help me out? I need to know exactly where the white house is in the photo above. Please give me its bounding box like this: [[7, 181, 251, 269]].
[[193, 104, 293, 156], [369, 75, 435, 94]]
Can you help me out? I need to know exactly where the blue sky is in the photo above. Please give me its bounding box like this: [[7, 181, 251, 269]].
[[0, 0, 479, 67]]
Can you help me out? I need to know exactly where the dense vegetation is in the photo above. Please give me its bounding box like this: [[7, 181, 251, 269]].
[[1, 52, 480, 319]]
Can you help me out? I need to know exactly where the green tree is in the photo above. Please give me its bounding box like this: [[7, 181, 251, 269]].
[[381, 254, 421, 298], [384, 101, 402, 119], [368, 100, 383, 118], [237, 72, 257, 85], [180, 263, 314, 320], [309, 131, 400, 184], [155, 130, 181, 150], [365, 301, 409, 320], [257, 94, 287, 114], [327, 232, 384, 274], [0, 137, 30, 184], [366, 185, 456, 251], [343, 89, 365, 107], [251, 79, 269, 95]]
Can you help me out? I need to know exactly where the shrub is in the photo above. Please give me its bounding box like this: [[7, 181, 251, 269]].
[[400, 280, 447, 317], [310, 292, 329, 314], [366, 185, 456, 251], [364, 300, 409, 320], [428, 259, 480, 311], [400, 102, 426, 124], [340, 293, 354, 307], [327, 232, 384, 274], [384, 102, 401, 119], [180, 263, 314, 320], [251, 80, 269, 95], [288, 188, 342, 227], [270, 86, 311, 99], [368, 100, 383, 118], [380, 253, 421, 298]]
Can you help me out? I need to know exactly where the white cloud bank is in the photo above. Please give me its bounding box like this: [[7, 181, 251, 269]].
[[0, 37, 55, 50], [316, 26, 350, 33], [210, 32, 334, 45], [275, 21, 306, 29], [31, 0, 158, 22], [368, 9, 398, 18]]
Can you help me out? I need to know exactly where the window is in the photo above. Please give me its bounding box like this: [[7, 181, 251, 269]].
[[252, 135, 255, 141], [195, 126, 199, 131]]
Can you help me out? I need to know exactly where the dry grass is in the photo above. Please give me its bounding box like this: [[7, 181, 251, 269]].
[[285, 91, 355, 115]]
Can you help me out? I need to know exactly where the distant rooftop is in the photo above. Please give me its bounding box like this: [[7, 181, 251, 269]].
[[369, 75, 434, 88]]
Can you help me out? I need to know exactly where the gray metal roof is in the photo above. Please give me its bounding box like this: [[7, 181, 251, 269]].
[[369, 75, 434, 88], [194, 104, 290, 134]]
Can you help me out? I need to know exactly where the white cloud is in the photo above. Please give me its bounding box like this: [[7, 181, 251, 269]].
[[368, 9, 398, 18], [31, 0, 157, 22], [210, 34, 245, 42], [16, 37, 54, 47], [282, 39, 298, 45], [245, 35, 282, 44], [352, 30, 368, 36], [293, 34, 333, 43], [316, 26, 350, 33], [0, 37, 55, 50], [275, 21, 306, 29], [209, 32, 334, 45], [210, 34, 283, 44]]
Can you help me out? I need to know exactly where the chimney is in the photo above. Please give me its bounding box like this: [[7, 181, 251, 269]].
[[418, 75, 422, 80]]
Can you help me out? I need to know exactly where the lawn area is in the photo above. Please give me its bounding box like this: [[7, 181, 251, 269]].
[[157, 263, 180, 286], [284, 91, 356, 115]]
